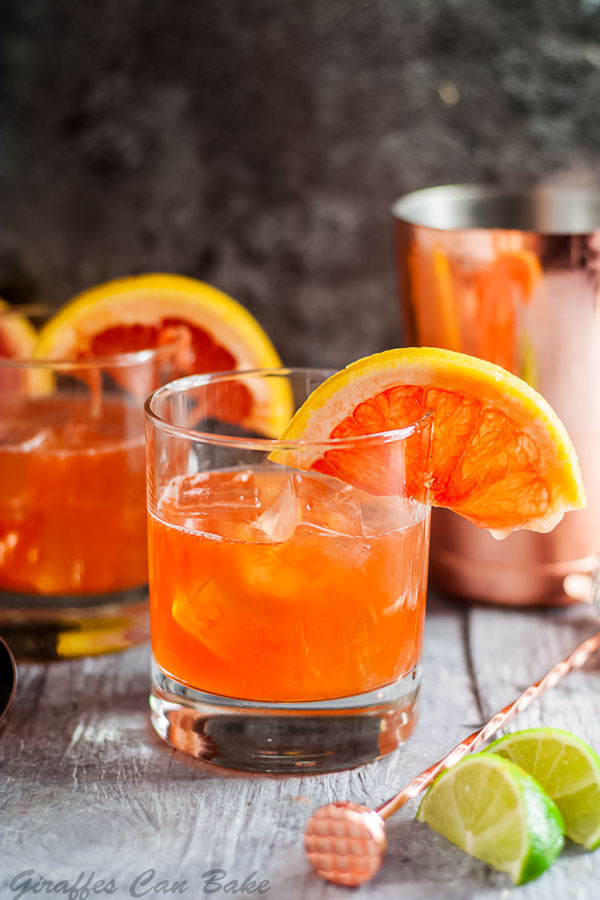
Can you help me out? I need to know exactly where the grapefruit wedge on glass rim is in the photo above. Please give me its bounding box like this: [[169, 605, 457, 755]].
[[0, 298, 37, 359], [0, 298, 39, 392], [275, 347, 586, 535], [34, 273, 289, 436]]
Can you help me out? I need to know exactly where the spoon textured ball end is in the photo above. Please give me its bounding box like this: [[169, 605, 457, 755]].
[[304, 802, 387, 886]]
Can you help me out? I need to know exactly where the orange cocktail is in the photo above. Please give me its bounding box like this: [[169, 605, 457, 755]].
[[146, 368, 432, 773], [147, 347, 586, 772], [0, 394, 146, 596], [149, 467, 429, 703], [0, 340, 182, 659], [0, 280, 280, 659]]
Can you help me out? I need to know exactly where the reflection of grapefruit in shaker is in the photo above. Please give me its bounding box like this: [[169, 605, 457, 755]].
[[472, 249, 541, 375], [407, 241, 541, 376]]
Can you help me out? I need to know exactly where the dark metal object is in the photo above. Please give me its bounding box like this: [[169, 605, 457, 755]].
[[0, 635, 17, 727]]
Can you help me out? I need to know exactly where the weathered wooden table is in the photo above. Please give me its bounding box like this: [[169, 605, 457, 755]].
[[1, 589, 599, 900]]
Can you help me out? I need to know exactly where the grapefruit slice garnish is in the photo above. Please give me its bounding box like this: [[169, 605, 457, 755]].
[[0, 299, 37, 359], [276, 348, 586, 535], [35, 274, 281, 369], [35, 273, 289, 435], [0, 300, 39, 393]]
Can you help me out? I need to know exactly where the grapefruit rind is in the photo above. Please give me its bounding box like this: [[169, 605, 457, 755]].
[[0, 298, 37, 358], [0, 299, 53, 395], [276, 348, 586, 534]]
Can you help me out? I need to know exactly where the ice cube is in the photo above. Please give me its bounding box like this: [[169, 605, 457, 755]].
[[161, 469, 262, 517], [254, 475, 300, 542], [296, 470, 365, 537], [172, 579, 239, 660], [0, 422, 56, 453], [17, 429, 56, 453], [360, 494, 419, 536]]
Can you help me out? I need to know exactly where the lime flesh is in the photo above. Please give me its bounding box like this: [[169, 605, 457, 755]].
[[417, 752, 564, 884], [489, 727, 600, 850]]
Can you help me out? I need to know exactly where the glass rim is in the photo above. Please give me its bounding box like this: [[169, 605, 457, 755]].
[[144, 367, 432, 452], [0, 340, 184, 371], [0, 302, 190, 369]]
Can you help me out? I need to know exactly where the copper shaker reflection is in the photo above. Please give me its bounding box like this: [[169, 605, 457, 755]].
[[393, 185, 600, 605]]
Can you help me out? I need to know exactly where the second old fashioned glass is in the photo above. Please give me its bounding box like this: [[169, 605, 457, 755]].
[[146, 368, 433, 773], [0, 312, 182, 659]]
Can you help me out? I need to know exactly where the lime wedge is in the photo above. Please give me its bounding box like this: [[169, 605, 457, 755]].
[[488, 728, 600, 850], [417, 753, 564, 884]]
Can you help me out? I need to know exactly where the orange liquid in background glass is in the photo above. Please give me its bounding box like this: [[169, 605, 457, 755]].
[[0, 394, 146, 596], [149, 467, 430, 702]]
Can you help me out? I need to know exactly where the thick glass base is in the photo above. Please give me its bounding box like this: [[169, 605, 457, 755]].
[[150, 662, 421, 773], [0, 586, 150, 660]]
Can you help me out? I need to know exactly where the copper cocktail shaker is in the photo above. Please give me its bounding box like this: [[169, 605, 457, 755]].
[[393, 184, 600, 606]]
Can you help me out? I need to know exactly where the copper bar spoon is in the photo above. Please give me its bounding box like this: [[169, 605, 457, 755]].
[[305, 627, 600, 887]]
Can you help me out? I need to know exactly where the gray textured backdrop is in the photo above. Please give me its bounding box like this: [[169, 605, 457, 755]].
[[2, 0, 600, 366]]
